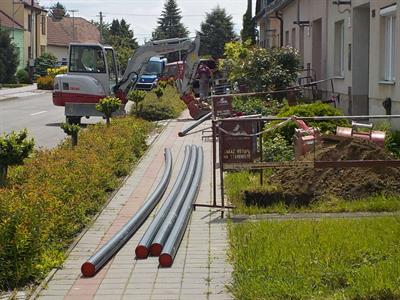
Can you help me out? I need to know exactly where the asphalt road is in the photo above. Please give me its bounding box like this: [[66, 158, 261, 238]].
[[0, 93, 103, 148]]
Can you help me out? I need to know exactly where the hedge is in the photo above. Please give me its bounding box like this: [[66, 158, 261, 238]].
[[0, 117, 151, 290], [130, 86, 186, 121]]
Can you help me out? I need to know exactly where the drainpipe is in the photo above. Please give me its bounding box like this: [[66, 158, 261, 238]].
[[275, 11, 284, 47]]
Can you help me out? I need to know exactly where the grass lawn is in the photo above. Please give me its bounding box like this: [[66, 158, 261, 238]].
[[225, 171, 400, 214], [228, 217, 400, 299]]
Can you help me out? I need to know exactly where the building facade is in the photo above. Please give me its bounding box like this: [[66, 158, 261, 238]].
[[0, 0, 47, 67], [0, 10, 25, 70], [47, 17, 101, 64], [256, 0, 400, 128]]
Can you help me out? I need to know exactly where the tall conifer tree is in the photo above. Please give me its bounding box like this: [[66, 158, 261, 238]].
[[198, 6, 236, 58]]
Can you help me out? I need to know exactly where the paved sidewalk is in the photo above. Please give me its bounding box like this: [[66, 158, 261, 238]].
[[0, 84, 49, 101], [36, 112, 232, 300]]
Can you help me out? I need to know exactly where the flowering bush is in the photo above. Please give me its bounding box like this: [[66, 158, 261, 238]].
[[36, 75, 54, 90], [0, 117, 151, 289], [47, 66, 68, 77], [221, 41, 301, 92]]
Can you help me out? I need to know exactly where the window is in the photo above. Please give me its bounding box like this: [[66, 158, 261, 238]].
[[291, 28, 296, 48], [41, 15, 46, 35], [334, 20, 345, 77], [285, 30, 289, 46], [28, 46, 32, 59], [381, 5, 397, 81], [105, 48, 118, 89], [28, 14, 32, 32], [69, 45, 106, 73]]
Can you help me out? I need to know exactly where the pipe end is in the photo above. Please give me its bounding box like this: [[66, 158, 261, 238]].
[[135, 245, 149, 259], [178, 132, 184, 137], [159, 253, 173, 267], [81, 262, 96, 277], [150, 243, 163, 257]]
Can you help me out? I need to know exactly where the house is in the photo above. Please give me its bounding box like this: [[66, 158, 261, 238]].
[[0, 0, 47, 67], [0, 10, 25, 69], [47, 17, 100, 63], [256, 0, 400, 128]]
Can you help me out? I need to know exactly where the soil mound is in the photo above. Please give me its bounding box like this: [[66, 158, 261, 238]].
[[249, 138, 400, 206]]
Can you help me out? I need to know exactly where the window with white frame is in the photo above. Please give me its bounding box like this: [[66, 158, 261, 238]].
[[381, 4, 397, 82], [334, 20, 345, 77]]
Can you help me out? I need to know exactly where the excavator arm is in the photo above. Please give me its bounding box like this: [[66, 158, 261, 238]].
[[115, 35, 200, 98]]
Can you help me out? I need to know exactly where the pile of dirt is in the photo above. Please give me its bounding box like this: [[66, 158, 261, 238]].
[[246, 138, 400, 206]]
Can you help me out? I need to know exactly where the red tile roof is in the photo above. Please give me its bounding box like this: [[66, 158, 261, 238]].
[[0, 10, 23, 29], [47, 17, 100, 47]]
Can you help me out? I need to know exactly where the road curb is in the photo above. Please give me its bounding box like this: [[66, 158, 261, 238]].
[[229, 211, 400, 222]]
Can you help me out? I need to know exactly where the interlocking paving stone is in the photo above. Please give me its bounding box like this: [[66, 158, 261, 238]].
[[36, 112, 232, 300]]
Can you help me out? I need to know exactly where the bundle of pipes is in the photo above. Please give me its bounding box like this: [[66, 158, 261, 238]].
[[135, 144, 204, 267], [81, 149, 173, 277]]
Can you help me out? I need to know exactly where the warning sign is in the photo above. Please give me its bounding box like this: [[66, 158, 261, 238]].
[[212, 96, 233, 118], [219, 119, 260, 163]]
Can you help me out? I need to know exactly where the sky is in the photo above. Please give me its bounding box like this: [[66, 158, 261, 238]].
[[39, 0, 255, 45]]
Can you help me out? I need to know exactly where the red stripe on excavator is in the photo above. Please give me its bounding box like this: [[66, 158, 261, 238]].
[[53, 91, 105, 106]]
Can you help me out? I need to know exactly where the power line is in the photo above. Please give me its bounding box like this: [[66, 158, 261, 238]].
[[103, 12, 243, 17]]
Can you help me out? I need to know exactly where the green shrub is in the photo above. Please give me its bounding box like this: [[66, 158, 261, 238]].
[[232, 96, 284, 116], [130, 86, 186, 121], [267, 102, 349, 143], [60, 123, 80, 147], [263, 133, 294, 162], [386, 130, 400, 158], [158, 80, 167, 89], [0, 117, 151, 289], [153, 86, 164, 99], [128, 90, 147, 114], [1, 83, 26, 88], [0, 129, 34, 186], [96, 97, 121, 125], [16, 69, 30, 84], [36, 75, 54, 90], [34, 53, 57, 77], [221, 42, 301, 92]]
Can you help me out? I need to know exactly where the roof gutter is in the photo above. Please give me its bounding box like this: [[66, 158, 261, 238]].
[[275, 11, 284, 47]]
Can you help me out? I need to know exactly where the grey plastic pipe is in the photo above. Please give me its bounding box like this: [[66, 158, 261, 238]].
[[81, 148, 173, 277], [159, 146, 203, 267]]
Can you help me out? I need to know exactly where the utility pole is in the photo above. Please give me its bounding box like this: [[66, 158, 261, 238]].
[[29, 0, 35, 81], [97, 11, 104, 43], [68, 9, 79, 42]]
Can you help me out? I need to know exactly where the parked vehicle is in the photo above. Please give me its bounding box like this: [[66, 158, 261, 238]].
[[135, 57, 167, 91], [162, 61, 184, 81]]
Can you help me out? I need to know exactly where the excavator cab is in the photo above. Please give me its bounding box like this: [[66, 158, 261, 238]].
[[68, 44, 118, 95]]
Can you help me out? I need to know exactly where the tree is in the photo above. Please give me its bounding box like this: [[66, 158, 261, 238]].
[[0, 129, 34, 186], [128, 90, 147, 114], [152, 0, 189, 61], [34, 52, 58, 76], [96, 97, 122, 126], [61, 123, 80, 147], [49, 2, 69, 20], [92, 19, 138, 73], [0, 28, 19, 84], [198, 7, 236, 58], [241, 0, 256, 44]]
